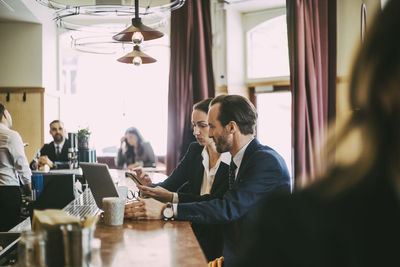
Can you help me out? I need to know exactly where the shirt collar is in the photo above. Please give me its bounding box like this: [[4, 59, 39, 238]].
[[232, 138, 253, 171], [201, 147, 231, 171], [55, 138, 66, 149], [220, 152, 231, 165]]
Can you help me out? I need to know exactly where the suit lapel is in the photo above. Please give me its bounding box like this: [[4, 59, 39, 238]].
[[211, 162, 229, 194], [49, 142, 57, 161], [235, 138, 260, 185]]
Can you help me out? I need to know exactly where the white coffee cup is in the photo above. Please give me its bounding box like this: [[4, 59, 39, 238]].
[[102, 197, 125, 226], [117, 186, 128, 200]]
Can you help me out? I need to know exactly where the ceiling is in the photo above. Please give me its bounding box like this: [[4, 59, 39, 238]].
[[0, 0, 286, 24], [0, 0, 39, 23]]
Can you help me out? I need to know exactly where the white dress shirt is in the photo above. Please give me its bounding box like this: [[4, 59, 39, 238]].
[[55, 138, 66, 156], [0, 124, 32, 186], [200, 148, 231, 195]]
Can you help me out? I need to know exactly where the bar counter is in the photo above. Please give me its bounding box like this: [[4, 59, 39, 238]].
[[92, 220, 207, 266], [10, 169, 208, 266], [67, 187, 208, 266]]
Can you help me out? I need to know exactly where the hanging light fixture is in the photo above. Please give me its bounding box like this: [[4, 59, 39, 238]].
[[113, 0, 164, 65], [116, 45, 156, 65]]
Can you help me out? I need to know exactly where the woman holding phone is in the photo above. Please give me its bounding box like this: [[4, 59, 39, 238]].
[[115, 127, 156, 169], [130, 98, 230, 261]]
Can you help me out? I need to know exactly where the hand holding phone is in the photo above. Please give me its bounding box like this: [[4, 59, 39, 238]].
[[125, 171, 143, 186]]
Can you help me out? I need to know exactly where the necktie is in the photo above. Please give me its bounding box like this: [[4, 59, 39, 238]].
[[229, 159, 237, 190], [55, 146, 60, 156]]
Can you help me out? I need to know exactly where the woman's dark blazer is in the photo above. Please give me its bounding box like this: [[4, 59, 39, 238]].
[[157, 142, 229, 203], [156, 141, 229, 261]]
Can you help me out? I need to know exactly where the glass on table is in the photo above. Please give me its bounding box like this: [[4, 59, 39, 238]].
[[18, 230, 46, 267]]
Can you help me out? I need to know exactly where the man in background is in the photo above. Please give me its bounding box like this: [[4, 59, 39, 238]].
[[0, 104, 31, 231], [30, 120, 70, 170]]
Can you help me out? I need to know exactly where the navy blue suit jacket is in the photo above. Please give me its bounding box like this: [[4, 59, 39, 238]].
[[156, 142, 229, 261], [177, 138, 291, 266]]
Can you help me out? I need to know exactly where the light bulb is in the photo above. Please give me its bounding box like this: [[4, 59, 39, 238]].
[[132, 32, 144, 45], [132, 56, 142, 66]]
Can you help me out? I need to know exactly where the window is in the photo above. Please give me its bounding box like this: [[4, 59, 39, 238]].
[[245, 9, 292, 175], [256, 91, 292, 175], [247, 14, 289, 79], [58, 33, 169, 157]]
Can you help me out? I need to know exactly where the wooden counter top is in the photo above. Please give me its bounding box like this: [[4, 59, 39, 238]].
[[92, 220, 207, 267]]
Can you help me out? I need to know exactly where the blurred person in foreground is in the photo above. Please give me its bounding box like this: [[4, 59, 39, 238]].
[[233, 1, 400, 266], [125, 94, 291, 266], [0, 104, 31, 231], [116, 127, 156, 169], [129, 98, 230, 261]]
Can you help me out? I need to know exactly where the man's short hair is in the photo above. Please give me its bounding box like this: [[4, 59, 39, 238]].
[[210, 95, 257, 135], [49, 120, 62, 128]]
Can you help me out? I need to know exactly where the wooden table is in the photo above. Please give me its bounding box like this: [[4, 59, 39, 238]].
[[91, 220, 207, 266]]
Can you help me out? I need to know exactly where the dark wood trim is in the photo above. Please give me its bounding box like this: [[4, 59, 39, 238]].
[[247, 80, 290, 87], [0, 87, 45, 93]]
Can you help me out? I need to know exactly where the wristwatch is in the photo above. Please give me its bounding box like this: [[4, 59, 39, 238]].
[[162, 202, 174, 221]]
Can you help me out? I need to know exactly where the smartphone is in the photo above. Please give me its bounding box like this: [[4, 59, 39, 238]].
[[125, 171, 143, 186]]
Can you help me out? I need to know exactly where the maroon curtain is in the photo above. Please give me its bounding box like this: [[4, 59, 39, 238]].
[[167, 0, 215, 175], [287, 0, 336, 188]]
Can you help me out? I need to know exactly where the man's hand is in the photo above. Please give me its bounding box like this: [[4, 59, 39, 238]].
[[38, 156, 54, 168], [137, 185, 173, 203], [124, 198, 165, 220], [22, 183, 32, 197], [129, 167, 152, 186]]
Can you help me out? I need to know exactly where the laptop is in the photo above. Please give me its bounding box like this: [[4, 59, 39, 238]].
[[80, 162, 120, 210]]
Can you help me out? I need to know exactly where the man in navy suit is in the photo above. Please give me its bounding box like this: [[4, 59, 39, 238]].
[[125, 95, 291, 266]]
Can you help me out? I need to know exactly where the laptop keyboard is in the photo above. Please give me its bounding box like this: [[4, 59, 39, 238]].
[[63, 188, 101, 219]]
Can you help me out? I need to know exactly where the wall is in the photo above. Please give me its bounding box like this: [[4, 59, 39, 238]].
[[226, 7, 246, 96], [335, 0, 381, 160], [336, 0, 381, 123], [0, 22, 42, 87], [0, 0, 60, 161], [211, 1, 247, 97]]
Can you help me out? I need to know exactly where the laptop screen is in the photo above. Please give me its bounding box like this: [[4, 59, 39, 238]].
[[79, 162, 119, 210]]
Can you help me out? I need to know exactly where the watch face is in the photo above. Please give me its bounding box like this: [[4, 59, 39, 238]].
[[163, 206, 173, 218]]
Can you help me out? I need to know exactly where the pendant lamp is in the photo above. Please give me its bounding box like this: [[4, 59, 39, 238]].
[[113, 0, 164, 65], [116, 45, 157, 65]]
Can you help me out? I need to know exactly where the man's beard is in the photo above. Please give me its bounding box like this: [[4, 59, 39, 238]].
[[54, 134, 64, 143], [214, 131, 231, 153]]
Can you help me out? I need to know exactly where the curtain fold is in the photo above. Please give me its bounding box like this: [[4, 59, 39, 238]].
[[287, 0, 336, 188], [167, 0, 215, 175]]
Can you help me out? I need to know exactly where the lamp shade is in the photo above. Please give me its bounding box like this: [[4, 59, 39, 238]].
[[112, 18, 164, 42], [117, 45, 157, 64]]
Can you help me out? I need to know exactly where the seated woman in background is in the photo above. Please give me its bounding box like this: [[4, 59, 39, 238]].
[[115, 127, 156, 169], [233, 1, 400, 266], [131, 98, 231, 261]]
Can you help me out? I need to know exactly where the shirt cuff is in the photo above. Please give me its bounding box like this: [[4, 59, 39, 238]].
[[173, 203, 178, 218], [172, 193, 179, 203]]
